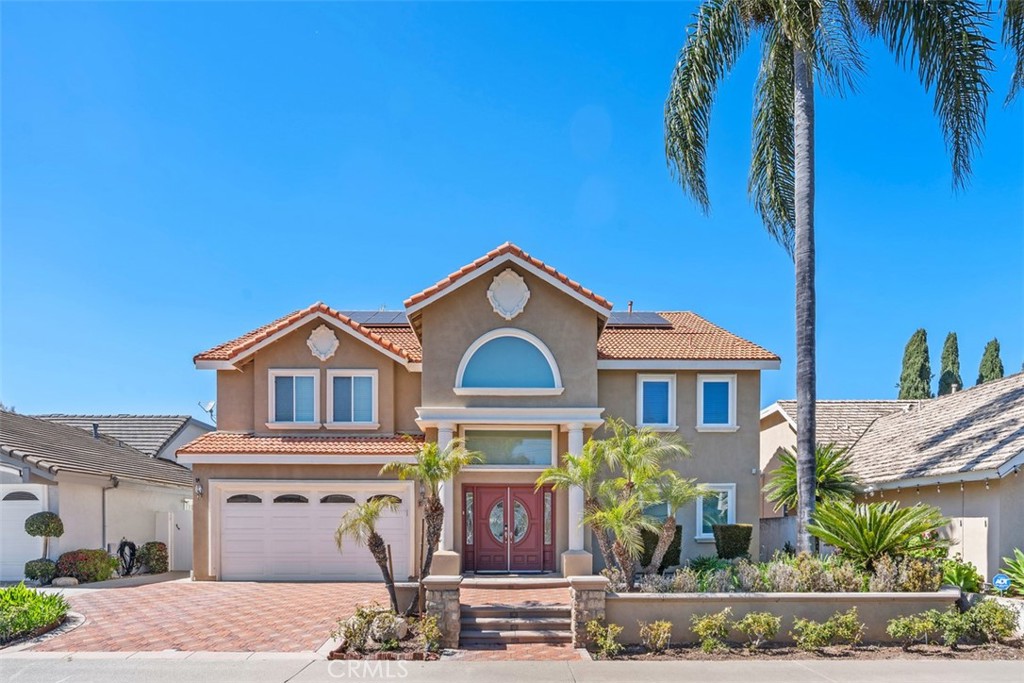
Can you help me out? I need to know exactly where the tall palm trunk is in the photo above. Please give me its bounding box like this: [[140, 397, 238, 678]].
[[585, 500, 618, 571], [642, 516, 677, 575], [793, 44, 817, 554], [612, 541, 636, 591], [368, 531, 399, 612], [420, 495, 444, 577]]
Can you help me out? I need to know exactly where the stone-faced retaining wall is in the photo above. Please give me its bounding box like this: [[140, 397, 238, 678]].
[[568, 575, 609, 646], [423, 575, 462, 649], [603, 588, 961, 644]]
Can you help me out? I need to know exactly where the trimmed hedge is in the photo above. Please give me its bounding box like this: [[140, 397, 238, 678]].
[[640, 526, 682, 573], [138, 541, 168, 574], [712, 524, 753, 560], [24, 512, 64, 539], [24, 559, 57, 584], [56, 549, 118, 583]]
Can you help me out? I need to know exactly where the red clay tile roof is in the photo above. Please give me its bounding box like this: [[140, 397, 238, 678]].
[[597, 312, 779, 361], [178, 431, 425, 456], [194, 302, 415, 364], [364, 326, 423, 363], [403, 242, 613, 311]]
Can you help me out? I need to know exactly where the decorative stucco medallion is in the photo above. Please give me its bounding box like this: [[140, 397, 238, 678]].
[[307, 324, 339, 361], [487, 268, 531, 320]]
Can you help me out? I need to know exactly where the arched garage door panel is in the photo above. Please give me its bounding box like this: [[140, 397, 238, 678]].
[[218, 484, 411, 581], [0, 484, 46, 581]]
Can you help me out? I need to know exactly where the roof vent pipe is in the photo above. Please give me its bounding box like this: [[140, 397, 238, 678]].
[[92, 423, 100, 439], [627, 301, 633, 314], [951, 383, 960, 393]]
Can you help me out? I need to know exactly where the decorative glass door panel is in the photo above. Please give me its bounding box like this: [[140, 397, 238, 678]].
[[464, 485, 554, 572]]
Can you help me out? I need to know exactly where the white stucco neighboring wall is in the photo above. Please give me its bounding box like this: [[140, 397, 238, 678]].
[[106, 484, 192, 551], [51, 481, 104, 555], [156, 421, 212, 468]]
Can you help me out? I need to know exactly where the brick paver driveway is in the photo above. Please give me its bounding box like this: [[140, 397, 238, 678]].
[[32, 580, 387, 652]]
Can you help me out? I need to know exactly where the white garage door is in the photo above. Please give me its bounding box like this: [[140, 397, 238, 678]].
[[218, 483, 412, 581], [0, 485, 47, 581]]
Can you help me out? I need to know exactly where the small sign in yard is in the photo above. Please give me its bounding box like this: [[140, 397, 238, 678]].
[[992, 573, 1012, 592]]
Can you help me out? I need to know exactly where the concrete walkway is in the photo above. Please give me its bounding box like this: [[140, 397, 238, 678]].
[[0, 655, 1019, 683]]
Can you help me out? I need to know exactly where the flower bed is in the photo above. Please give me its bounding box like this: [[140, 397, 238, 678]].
[[0, 583, 69, 646]]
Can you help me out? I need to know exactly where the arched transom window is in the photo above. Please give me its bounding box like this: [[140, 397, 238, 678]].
[[455, 328, 563, 395]]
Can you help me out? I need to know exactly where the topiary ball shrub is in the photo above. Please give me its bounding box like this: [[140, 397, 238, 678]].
[[137, 541, 169, 574], [56, 549, 118, 583], [24, 512, 64, 559], [712, 524, 753, 560], [24, 559, 57, 584]]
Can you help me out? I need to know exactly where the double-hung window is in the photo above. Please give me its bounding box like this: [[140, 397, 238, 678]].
[[327, 370, 378, 428], [695, 483, 736, 540], [637, 374, 676, 429], [697, 374, 737, 431], [269, 369, 318, 426]]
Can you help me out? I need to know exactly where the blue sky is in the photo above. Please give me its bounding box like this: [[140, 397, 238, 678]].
[[2, 2, 1022, 422]]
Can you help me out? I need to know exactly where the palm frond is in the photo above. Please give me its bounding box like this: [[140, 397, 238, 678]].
[[807, 500, 949, 568], [859, 0, 995, 189], [812, 0, 867, 96], [763, 442, 861, 511], [665, 0, 750, 211], [335, 496, 400, 552], [1004, 0, 1024, 103], [380, 438, 483, 498]]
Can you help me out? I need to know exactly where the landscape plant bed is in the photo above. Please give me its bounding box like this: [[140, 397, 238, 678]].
[[328, 648, 439, 661], [0, 615, 67, 649], [608, 641, 1024, 661]]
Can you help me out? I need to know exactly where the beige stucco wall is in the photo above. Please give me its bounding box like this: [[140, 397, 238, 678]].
[[191, 463, 421, 580], [605, 589, 960, 644], [418, 266, 600, 409], [597, 370, 763, 565], [758, 412, 795, 518], [213, 320, 422, 437]]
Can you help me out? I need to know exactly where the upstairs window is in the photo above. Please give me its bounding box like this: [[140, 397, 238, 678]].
[[697, 374, 737, 430], [455, 329, 562, 395], [270, 370, 318, 425], [637, 374, 676, 429], [327, 370, 377, 427]]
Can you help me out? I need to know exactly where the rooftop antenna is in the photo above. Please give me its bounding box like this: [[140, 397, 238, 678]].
[[198, 401, 216, 424]]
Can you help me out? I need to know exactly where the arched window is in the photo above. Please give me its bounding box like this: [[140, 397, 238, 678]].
[[455, 329, 562, 395], [320, 494, 356, 504], [2, 491, 39, 501], [226, 494, 262, 504], [273, 494, 309, 504]]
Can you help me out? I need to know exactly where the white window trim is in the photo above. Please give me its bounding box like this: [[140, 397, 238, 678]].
[[266, 369, 320, 429], [459, 424, 559, 470], [695, 482, 737, 541], [696, 373, 738, 432], [325, 369, 380, 430], [636, 374, 677, 430], [454, 328, 564, 396]]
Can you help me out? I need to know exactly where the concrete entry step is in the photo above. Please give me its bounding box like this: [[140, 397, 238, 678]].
[[459, 604, 572, 646], [460, 576, 569, 589], [461, 604, 570, 618], [459, 629, 574, 645], [460, 615, 571, 631]]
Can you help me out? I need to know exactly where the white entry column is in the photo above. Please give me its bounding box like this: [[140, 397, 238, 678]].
[[567, 422, 586, 551], [437, 423, 455, 551]]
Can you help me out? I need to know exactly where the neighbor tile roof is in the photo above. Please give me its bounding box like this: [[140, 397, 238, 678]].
[[178, 431, 425, 456], [597, 312, 779, 361], [846, 372, 1024, 484], [1, 411, 193, 488], [34, 414, 211, 457], [403, 242, 614, 311], [773, 400, 915, 449], [194, 302, 416, 363]]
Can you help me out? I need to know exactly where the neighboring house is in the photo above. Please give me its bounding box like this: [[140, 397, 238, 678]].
[[846, 372, 1024, 580], [35, 414, 213, 468], [179, 243, 779, 581], [758, 400, 914, 517], [0, 411, 195, 581]]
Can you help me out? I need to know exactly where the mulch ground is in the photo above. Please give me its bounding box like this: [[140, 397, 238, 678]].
[[610, 641, 1024, 661]]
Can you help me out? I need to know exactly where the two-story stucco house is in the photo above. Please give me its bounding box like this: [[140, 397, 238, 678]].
[[178, 244, 779, 581]]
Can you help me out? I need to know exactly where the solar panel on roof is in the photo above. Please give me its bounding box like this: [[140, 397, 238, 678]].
[[340, 311, 410, 326], [606, 311, 672, 328]]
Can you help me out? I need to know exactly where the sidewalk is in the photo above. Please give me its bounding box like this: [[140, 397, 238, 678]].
[[0, 655, 1019, 683]]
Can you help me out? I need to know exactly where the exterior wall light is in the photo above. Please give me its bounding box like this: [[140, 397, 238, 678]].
[[195, 478, 204, 498]]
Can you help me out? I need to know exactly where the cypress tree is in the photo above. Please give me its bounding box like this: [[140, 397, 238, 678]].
[[898, 328, 933, 399], [976, 338, 1005, 385], [937, 332, 963, 395]]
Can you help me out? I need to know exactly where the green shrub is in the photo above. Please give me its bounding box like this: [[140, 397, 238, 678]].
[[733, 611, 780, 648], [417, 614, 442, 653], [332, 604, 385, 652], [794, 552, 834, 592], [999, 548, 1024, 595], [638, 620, 672, 653], [941, 557, 983, 593], [23, 512, 64, 559], [712, 524, 752, 560], [898, 558, 942, 592], [791, 616, 833, 650], [886, 614, 939, 648], [929, 607, 972, 648], [688, 554, 729, 573], [0, 583, 69, 645], [639, 526, 682, 573], [691, 607, 732, 652], [137, 541, 168, 574], [968, 600, 1017, 643], [24, 559, 57, 584], [585, 620, 623, 659], [733, 559, 767, 592], [790, 608, 863, 650], [55, 549, 117, 583], [828, 607, 865, 644]]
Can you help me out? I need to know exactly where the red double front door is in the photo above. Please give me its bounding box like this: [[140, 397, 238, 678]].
[[463, 485, 554, 572]]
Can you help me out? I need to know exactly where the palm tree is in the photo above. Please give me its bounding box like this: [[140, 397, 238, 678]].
[[602, 417, 691, 498], [336, 496, 402, 612], [641, 472, 708, 574], [666, 0, 992, 551], [763, 442, 860, 513], [536, 438, 618, 571], [583, 495, 659, 590], [380, 437, 482, 581], [1003, 0, 1024, 103]]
